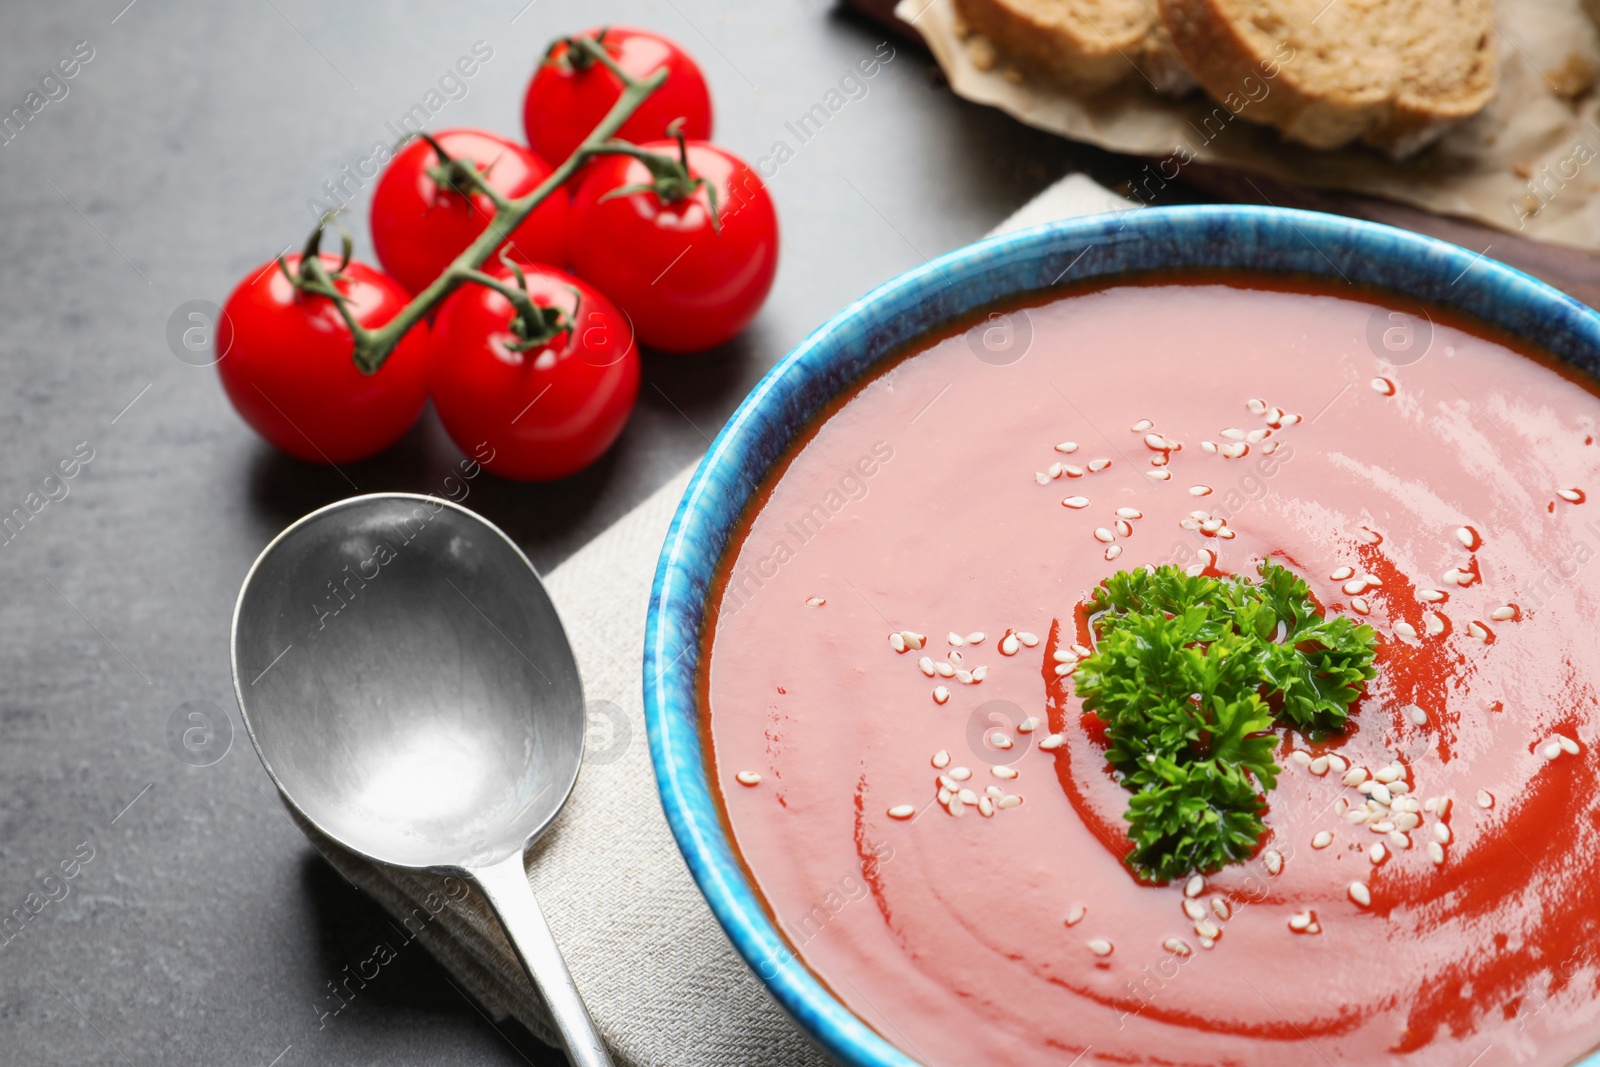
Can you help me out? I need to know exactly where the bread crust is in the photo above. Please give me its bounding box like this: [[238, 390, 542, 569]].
[[953, 0, 1157, 89], [1157, 0, 1496, 155]]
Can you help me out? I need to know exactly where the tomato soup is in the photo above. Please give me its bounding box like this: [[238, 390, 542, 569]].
[[701, 278, 1600, 1065]]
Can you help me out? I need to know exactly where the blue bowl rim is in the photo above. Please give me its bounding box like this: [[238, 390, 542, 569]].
[[642, 203, 1600, 1067]]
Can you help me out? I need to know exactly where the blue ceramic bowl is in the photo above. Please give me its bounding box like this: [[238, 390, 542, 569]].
[[642, 204, 1600, 1066]]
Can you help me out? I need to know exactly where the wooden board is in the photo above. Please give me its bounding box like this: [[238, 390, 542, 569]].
[[840, 0, 1600, 309]]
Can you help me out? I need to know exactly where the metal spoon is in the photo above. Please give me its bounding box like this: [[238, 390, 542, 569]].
[[231, 493, 613, 1067]]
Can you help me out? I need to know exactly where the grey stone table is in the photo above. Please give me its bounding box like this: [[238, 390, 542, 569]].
[[0, 2, 1163, 1063]]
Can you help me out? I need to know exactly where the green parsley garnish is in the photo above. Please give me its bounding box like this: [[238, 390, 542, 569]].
[[1073, 561, 1377, 883]]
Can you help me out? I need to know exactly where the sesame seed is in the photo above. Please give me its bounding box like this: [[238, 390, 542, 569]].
[[1264, 849, 1283, 875], [1343, 767, 1368, 786], [1442, 569, 1464, 586], [1222, 442, 1249, 459], [1065, 905, 1086, 926], [936, 662, 955, 677], [967, 632, 986, 644], [1144, 433, 1166, 450], [947, 632, 964, 647], [1117, 507, 1143, 519], [1420, 589, 1447, 602], [1247, 398, 1268, 414], [1054, 663, 1076, 677], [1247, 428, 1270, 443], [1289, 911, 1312, 931], [978, 797, 994, 817], [1055, 441, 1079, 453], [1281, 413, 1302, 425], [1351, 597, 1371, 615], [1064, 465, 1084, 477], [993, 765, 1019, 779], [1146, 470, 1172, 481], [1541, 742, 1562, 761], [1371, 377, 1395, 395], [918, 656, 935, 677], [937, 787, 951, 804], [1427, 841, 1446, 864], [1262, 440, 1280, 454], [958, 788, 978, 805], [1425, 613, 1445, 635], [1558, 488, 1583, 502], [1189, 485, 1213, 497], [1183, 899, 1205, 920], [1221, 428, 1245, 440], [990, 732, 1012, 749], [1201, 441, 1218, 454], [1331, 566, 1354, 581], [1345, 809, 1371, 823], [1194, 919, 1221, 940], [1405, 705, 1427, 728], [1000, 634, 1019, 656], [1477, 789, 1494, 808], [1212, 897, 1231, 920], [1349, 882, 1372, 907], [949, 650, 964, 666], [1394, 622, 1418, 639], [1491, 606, 1515, 621], [1371, 783, 1393, 805], [1342, 578, 1367, 595], [932, 750, 950, 768], [971, 665, 988, 682], [1291, 751, 1313, 766], [1114, 519, 1133, 537], [806, 597, 826, 607], [1369, 842, 1386, 864], [1558, 733, 1581, 754], [1088, 458, 1111, 472], [949, 766, 972, 781], [985, 785, 1003, 798], [888, 804, 915, 819], [1018, 717, 1039, 733], [1038, 734, 1064, 750], [1087, 938, 1114, 957], [1374, 765, 1403, 783], [948, 796, 965, 817], [1456, 526, 1477, 549], [1034, 472, 1050, 485], [1371, 821, 1395, 834], [1312, 831, 1333, 849], [1310, 756, 1330, 776], [1467, 621, 1490, 641], [1389, 830, 1411, 849], [1052, 649, 1076, 663], [997, 795, 1022, 809], [1437, 796, 1453, 818], [1018, 632, 1039, 647], [1165, 938, 1192, 956], [1184, 875, 1205, 898], [933, 687, 950, 705], [1094, 527, 1116, 543], [889, 632, 906, 653], [1047, 463, 1064, 479], [1104, 545, 1122, 561], [1063, 496, 1090, 509], [1434, 822, 1450, 844], [737, 771, 762, 786], [1393, 813, 1419, 832]]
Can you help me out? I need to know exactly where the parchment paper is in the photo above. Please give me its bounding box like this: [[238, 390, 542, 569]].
[[897, 0, 1600, 250]]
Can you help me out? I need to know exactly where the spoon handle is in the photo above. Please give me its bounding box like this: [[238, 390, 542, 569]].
[[471, 854, 616, 1067]]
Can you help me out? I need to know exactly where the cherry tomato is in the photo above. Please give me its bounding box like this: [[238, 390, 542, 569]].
[[429, 265, 640, 481], [371, 128, 570, 294], [523, 27, 713, 165], [218, 254, 429, 463], [570, 140, 778, 352]]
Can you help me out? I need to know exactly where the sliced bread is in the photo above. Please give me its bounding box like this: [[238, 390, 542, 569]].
[[952, 0, 1175, 90], [1157, 0, 1497, 155]]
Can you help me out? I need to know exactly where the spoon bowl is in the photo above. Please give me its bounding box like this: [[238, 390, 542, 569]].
[[233, 493, 612, 1066]]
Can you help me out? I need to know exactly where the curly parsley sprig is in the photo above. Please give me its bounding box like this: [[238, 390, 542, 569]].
[[1073, 562, 1377, 882]]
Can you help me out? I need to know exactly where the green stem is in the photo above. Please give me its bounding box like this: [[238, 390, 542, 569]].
[[349, 37, 667, 375]]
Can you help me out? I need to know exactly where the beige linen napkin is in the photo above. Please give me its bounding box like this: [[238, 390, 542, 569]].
[[302, 174, 1133, 1064]]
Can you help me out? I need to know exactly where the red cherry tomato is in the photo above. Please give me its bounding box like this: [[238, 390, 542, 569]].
[[570, 140, 778, 352], [523, 27, 713, 165], [429, 265, 640, 481], [218, 254, 429, 463], [371, 128, 570, 294]]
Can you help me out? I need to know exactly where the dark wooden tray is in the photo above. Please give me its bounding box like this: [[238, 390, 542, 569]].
[[841, 0, 1600, 308]]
